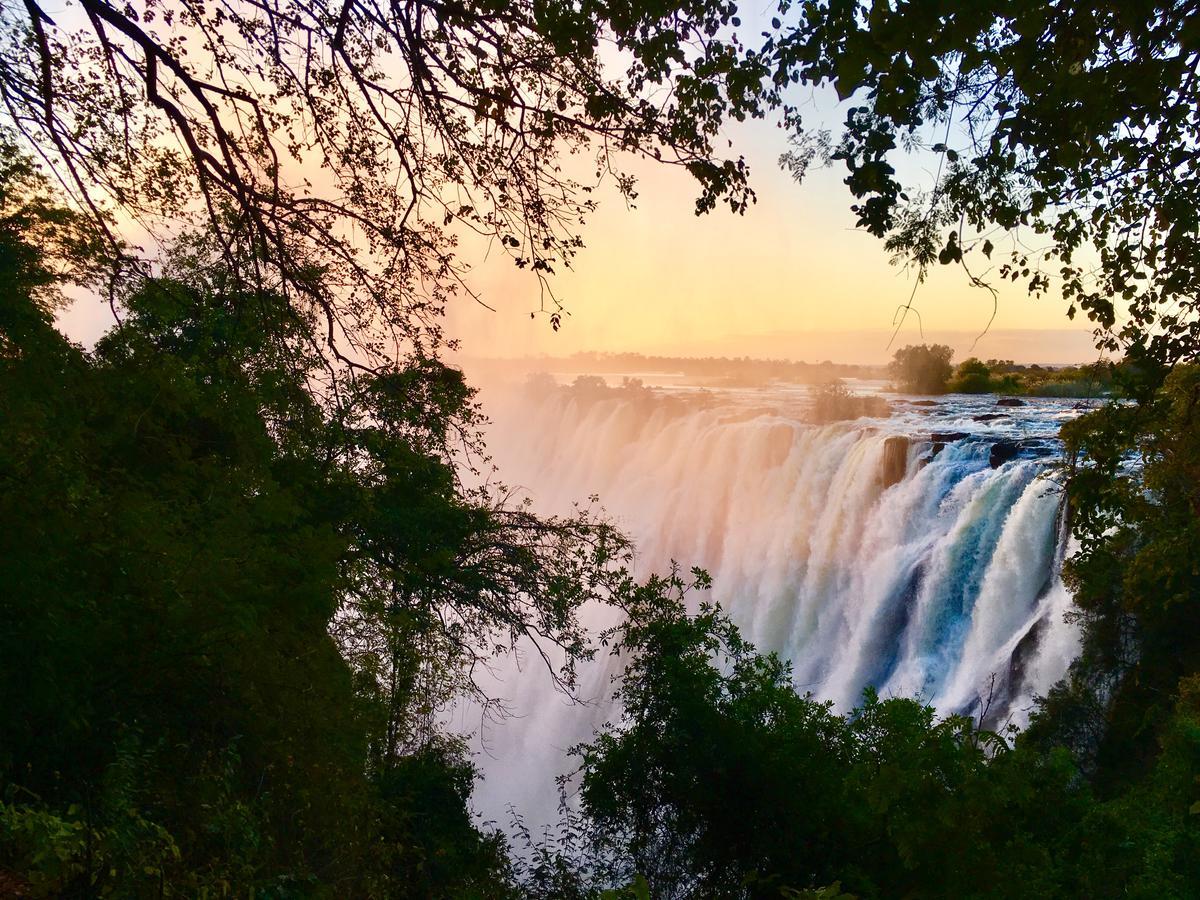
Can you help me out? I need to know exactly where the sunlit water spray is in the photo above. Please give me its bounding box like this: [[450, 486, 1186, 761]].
[[461, 376, 1085, 828]]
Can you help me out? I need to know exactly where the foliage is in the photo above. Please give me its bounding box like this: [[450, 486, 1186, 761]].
[[810, 379, 890, 423], [2, 0, 1199, 895], [773, 1, 1200, 370], [887, 343, 954, 394], [0, 167, 627, 895], [948, 356, 992, 393], [0, 0, 773, 356], [1028, 364, 1200, 785], [4, 0, 1199, 374], [569, 583, 1197, 900], [890, 345, 1117, 397]]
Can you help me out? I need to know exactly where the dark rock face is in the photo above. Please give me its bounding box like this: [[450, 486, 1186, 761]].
[[973, 413, 1008, 422], [880, 435, 910, 488], [996, 397, 1027, 407], [989, 441, 1021, 468], [930, 431, 970, 443], [910, 400, 940, 407], [1022, 442, 1056, 458]]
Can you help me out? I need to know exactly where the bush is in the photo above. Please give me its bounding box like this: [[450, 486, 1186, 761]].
[[948, 357, 992, 393], [811, 381, 891, 422]]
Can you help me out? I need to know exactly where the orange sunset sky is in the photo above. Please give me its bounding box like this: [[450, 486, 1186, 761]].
[[49, 87, 1105, 366], [448, 111, 1102, 366]]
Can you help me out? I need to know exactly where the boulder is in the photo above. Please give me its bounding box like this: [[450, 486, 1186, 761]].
[[880, 435, 909, 488], [930, 431, 970, 443], [1023, 442, 1056, 458], [989, 440, 1020, 468], [996, 397, 1027, 407], [973, 413, 1008, 422], [909, 399, 940, 407]]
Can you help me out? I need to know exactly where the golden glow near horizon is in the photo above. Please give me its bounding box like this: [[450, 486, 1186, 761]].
[[448, 118, 1100, 366], [49, 99, 1102, 365]]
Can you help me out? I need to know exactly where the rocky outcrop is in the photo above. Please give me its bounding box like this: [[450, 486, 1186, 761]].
[[973, 413, 1008, 422], [880, 435, 910, 488], [930, 431, 970, 443], [989, 440, 1020, 468], [996, 397, 1027, 407]]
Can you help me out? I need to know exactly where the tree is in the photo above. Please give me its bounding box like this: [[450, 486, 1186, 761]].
[[774, 1, 1200, 370], [0, 165, 627, 893], [5, 0, 1199, 372], [888, 343, 953, 394], [810, 379, 891, 422], [570, 577, 1122, 900], [1027, 365, 1200, 781], [950, 356, 992, 393], [0, 0, 770, 361]]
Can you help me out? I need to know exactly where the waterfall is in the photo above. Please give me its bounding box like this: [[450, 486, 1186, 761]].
[[465, 377, 1083, 826]]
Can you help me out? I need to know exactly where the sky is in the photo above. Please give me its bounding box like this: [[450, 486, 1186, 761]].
[[44, 40, 1102, 367], [447, 111, 1101, 366]]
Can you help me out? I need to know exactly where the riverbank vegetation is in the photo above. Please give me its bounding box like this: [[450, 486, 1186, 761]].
[[810, 379, 892, 422], [889, 344, 1119, 398]]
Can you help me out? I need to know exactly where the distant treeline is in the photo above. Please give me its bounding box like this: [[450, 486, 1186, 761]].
[[889, 344, 1119, 398], [513, 351, 884, 384]]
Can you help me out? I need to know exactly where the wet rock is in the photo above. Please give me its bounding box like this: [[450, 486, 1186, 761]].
[[1022, 442, 1056, 458], [930, 431, 970, 443], [989, 440, 1020, 468], [880, 435, 909, 488], [973, 413, 1008, 422], [996, 397, 1027, 407], [910, 399, 940, 407], [930, 441, 946, 457]]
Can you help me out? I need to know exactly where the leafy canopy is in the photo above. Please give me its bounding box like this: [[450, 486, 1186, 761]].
[[0, 166, 628, 895], [4, 0, 1199, 368]]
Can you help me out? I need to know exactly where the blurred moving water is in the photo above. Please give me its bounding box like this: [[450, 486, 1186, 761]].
[[462, 374, 1089, 829]]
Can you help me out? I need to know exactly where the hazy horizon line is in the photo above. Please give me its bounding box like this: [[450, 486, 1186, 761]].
[[459, 327, 1107, 368]]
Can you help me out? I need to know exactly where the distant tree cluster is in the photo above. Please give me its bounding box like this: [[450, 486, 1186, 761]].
[[887, 343, 955, 394], [890, 344, 1117, 398]]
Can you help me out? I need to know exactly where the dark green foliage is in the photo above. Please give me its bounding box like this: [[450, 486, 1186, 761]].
[[0, 169, 621, 896], [1027, 362, 1200, 795], [2, 0, 1199, 891], [1, 183, 360, 893], [948, 357, 992, 393], [569, 580, 1199, 899], [773, 1, 1200, 369], [888, 343, 954, 394]]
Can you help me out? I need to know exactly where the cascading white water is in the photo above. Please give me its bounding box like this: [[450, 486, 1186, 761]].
[[464, 376, 1083, 827]]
